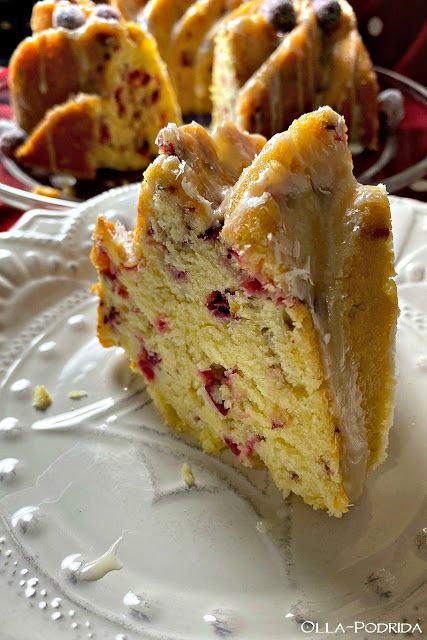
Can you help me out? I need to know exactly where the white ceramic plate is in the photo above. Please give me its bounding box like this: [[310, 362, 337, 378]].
[[0, 188, 426, 640]]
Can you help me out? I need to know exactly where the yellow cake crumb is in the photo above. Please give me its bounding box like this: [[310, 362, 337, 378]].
[[32, 384, 52, 411], [181, 462, 195, 488], [32, 185, 61, 199], [68, 390, 88, 400]]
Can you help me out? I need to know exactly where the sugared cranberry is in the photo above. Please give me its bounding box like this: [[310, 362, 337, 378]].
[[200, 366, 229, 416], [0, 127, 26, 157], [262, 0, 296, 33], [313, 0, 342, 30], [379, 89, 404, 132], [138, 343, 161, 382], [93, 4, 120, 21], [53, 4, 86, 29], [224, 436, 240, 457], [206, 290, 231, 319]]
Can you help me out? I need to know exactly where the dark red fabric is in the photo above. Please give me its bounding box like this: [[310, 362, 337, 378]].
[[353, 0, 427, 86]]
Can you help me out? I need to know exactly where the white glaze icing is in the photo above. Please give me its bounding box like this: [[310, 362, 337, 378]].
[[61, 536, 123, 582]]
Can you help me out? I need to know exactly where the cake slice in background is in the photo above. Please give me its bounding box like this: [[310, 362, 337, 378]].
[[9, 0, 181, 178], [212, 0, 379, 148], [91, 107, 398, 516]]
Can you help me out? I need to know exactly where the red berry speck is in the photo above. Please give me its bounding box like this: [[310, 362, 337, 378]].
[[138, 342, 161, 382], [99, 120, 111, 144], [224, 436, 240, 457], [245, 434, 265, 458], [103, 306, 119, 326], [272, 419, 284, 429], [200, 366, 229, 416], [241, 277, 264, 295], [128, 69, 151, 87], [151, 88, 160, 104], [180, 52, 192, 67], [199, 226, 221, 241], [114, 87, 126, 116], [169, 265, 188, 282], [154, 315, 169, 333], [206, 290, 231, 319]]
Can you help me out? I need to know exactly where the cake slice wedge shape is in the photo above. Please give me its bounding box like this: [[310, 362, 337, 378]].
[[91, 108, 398, 516]]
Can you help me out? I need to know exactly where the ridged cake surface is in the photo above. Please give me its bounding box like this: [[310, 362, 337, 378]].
[[212, 0, 379, 147]]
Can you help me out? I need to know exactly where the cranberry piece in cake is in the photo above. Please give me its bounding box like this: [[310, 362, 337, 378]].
[[224, 436, 240, 457], [138, 342, 162, 382], [206, 291, 232, 320], [200, 367, 229, 416]]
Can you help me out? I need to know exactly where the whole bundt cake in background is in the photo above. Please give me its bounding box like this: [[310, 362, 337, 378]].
[[212, 0, 379, 148], [110, 0, 378, 145], [91, 107, 397, 516], [9, 0, 181, 178], [6, 0, 381, 179]]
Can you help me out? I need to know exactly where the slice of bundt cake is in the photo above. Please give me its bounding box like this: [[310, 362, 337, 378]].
[[91, 108, 397, 516], [212, 0, 379, 148], [9, 0, 181, 178]]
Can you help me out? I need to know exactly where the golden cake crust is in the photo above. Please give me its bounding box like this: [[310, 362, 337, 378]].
[[16, 95, 99, 178]]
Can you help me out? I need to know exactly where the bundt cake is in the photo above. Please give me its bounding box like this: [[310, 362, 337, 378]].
[[139, 0, 243, 116], [9, 0, 181, 178], [91, 107, 398, 517], [212, 0, 379, 148]]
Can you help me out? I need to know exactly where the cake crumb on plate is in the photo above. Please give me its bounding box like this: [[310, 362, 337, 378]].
[[32, 385, 52, 411], [181, 462, 195, 488], [68, 390, 88, 400]]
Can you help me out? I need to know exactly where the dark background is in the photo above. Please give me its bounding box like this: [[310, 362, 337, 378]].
[[0, 0, 426, 84]]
